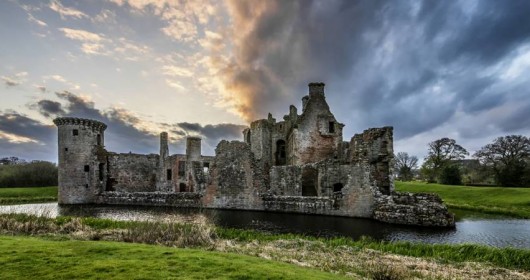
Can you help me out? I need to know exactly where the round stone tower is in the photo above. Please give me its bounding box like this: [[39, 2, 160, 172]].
[[186, 137, 202, 161], [53, 117, 107, 204]]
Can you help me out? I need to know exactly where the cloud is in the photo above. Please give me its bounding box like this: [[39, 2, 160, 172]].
[[0, 111, 54, 145], [58, 28, 103, 42], [35, 100, 66, 117], [28, 14, 47, 26], [110, 0, 216, 42], [22, 90, 245, 157], [49, 0, 88, 19], [1, 72, 28, 87], [191, 0, 530, 145]]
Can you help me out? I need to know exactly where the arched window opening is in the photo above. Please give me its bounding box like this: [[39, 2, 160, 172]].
[[97, 134, 102, 145]]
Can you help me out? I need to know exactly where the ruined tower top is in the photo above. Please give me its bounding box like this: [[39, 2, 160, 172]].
[[53, 117, 107, 132], [308, 82, 325, 98]]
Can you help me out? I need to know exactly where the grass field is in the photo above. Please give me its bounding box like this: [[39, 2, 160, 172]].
[[0, 235, 346, 280], [0, 186, 57, 205], [395, 181, 530, 218]]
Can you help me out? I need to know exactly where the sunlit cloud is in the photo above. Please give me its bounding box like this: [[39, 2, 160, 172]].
[[49, 0, 88, 19], [1, 72, 28, 87], [0, 131, 39, 144]]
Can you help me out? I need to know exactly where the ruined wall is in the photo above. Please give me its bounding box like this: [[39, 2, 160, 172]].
[[107, 153, 158, 192], [98, 192, 201, 207], [203, 140, 265, 209], [350, 127, 394, 194], [269, 166, 301, 196], [373, 192, 455, 227], [289, 83, 343, 165]]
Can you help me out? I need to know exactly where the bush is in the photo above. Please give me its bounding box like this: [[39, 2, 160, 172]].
[[440, 165, 462, 185]]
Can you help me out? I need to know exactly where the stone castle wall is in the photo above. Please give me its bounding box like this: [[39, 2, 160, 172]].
[[54, 82, 455, 228]]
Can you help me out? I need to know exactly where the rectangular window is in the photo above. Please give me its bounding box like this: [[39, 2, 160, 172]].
[[167, 169, 172, 180], [64, 148, 68, 152], [203, 162, 210, 173], [73, 129, 79, 136], [178, 161, 186, 176], [84, 165, 90, 172], [328, 122, 335, 133]]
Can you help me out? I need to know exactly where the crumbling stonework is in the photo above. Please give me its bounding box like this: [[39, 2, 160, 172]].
[[54, 82, 455, 227]]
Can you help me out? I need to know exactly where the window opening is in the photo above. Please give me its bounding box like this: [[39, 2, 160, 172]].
[[84, 165, 90, 172], [64, 148, 68, 152], [73, 129, 79, 136], [98, 163, 104, 181], [203, 162, 210, 173], [167, 169, 172, 180], [333, 183, 344, 193], [328, 122, 335, 133], [178, 161, 186, 176], [275, 140, 286, 166], [97, 134, 101, 145], [179, 183, 186, 192]]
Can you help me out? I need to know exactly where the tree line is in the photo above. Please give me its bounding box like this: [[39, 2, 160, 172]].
[[395, 135, 530, 187], [0, 157, 58, 187]]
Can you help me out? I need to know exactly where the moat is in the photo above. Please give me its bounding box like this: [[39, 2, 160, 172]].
[[1, 203, 528, 249]]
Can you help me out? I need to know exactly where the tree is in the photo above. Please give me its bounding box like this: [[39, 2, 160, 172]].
[[394, 152, 418, 181], [440, 165, 462, 185], [474, 135, 530, 187], [423, 138, 469, 183]]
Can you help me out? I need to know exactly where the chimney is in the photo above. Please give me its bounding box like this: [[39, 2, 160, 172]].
[[308, 82, 325, 98], [159, 132, 169, 159]]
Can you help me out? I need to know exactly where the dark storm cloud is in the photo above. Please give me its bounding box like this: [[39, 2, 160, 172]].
[[224, 0, 530, 141], [35, 100, 66, 117], [0, 111, 55, 142], [6, 91, 247, 160], [173, 122, 247, 153]]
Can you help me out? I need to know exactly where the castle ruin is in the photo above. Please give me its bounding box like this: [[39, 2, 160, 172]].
[[54, 83, 454, 227]]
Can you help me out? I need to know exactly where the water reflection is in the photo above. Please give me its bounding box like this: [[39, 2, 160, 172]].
[[1, 203, 528, 249]]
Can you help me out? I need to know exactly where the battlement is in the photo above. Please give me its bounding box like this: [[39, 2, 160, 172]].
[[53, 117, 107, 132]]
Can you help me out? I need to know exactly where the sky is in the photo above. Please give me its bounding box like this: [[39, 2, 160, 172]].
[[1, 0, 530, 163]]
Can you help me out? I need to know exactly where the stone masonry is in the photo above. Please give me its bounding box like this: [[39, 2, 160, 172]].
[[54, 83, 455, 227]]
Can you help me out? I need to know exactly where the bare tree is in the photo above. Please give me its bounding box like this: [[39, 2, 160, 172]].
[[474, 135, 530, 187], [395, 152, 418, 181]]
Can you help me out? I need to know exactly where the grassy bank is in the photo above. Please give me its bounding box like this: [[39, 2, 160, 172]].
[[395, 181, 530, 218], [1, 213, 529, 278], [0, 235, 345, 280], [0, 186, 57, 205]]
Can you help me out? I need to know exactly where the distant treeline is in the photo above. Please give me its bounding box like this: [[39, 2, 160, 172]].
[[0, 157, 58, 187]]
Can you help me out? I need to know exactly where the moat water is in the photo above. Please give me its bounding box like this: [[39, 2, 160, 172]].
[[1, 203, 529, 249]]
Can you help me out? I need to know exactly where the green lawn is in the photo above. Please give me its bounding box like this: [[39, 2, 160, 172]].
[[0, 186, 57, 205], [0, 235, 345, 280], [395, 181, 530, 218]]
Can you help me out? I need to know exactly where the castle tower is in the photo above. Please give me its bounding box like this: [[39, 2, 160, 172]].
[[53, 117, 107, 204], [186, 137, 202, 161], [157, 132, 171, 192]]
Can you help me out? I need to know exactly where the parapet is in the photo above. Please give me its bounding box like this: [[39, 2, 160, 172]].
[[53, 117, 107, 132]]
